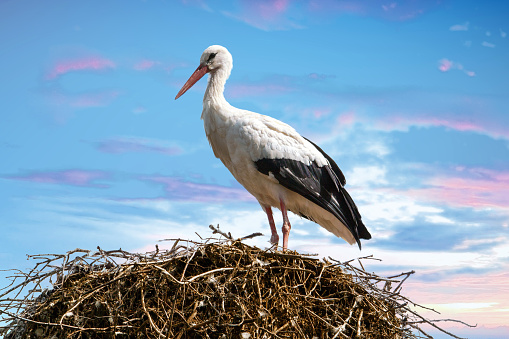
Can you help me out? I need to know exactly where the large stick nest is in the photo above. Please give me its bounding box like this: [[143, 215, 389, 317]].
[[1, 226, 470, 338]]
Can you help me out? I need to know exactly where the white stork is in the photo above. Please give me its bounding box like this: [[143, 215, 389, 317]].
[[175, 45, 371, 250]]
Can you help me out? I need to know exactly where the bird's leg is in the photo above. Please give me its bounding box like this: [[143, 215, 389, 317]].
[[263, 205, 279, 246], [280, 199, 291, 251]]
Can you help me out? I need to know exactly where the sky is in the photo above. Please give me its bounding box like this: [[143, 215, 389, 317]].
[[0, 0, 508, 337]]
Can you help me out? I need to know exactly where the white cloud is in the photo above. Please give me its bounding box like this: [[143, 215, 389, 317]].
[[425, 215, 455, 224], [449, 22, 469, 31], [354, 189, 443, 224], [482, 41, 496, 48], [348, 166, 388, 186], [453, 237, 507, 251]]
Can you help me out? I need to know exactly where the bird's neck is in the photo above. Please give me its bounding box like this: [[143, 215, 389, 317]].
[[203, 68, 229, 109]]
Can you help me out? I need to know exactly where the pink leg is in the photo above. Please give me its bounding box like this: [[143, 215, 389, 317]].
[[280, 199, 291, 251], [263, 205, 279, 246]]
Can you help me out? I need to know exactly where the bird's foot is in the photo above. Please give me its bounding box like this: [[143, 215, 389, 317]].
[[270, 233, 279, 246]]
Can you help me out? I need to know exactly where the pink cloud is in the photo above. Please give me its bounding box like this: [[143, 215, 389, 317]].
[[401, 168, 509, 210], [438, 58, 475, 76], [133, 59, 160, 71], [371, 114, 509, 141], [404, 268, 509, 328], [143, 176, 255, 203], [438, 58, 453, 72], [230, 0, 290, 22], [337, 110, 356, 126], [187, 1, 441, 30], [46, 57, 116, 79], [96, 137, 182, 155], [5, 169, 109, 187], [222, 0, 302, 31]]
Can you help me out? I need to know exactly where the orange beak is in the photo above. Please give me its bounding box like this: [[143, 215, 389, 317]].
[[175, 64, 209, 100]]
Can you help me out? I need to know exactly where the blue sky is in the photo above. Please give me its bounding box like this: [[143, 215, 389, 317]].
[[1, 1, 508, 337]]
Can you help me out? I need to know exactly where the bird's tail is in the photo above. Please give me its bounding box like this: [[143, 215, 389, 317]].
[[341, 187, 371, 240]]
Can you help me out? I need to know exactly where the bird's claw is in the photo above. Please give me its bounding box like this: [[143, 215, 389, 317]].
[[270, 234, 279, 245]]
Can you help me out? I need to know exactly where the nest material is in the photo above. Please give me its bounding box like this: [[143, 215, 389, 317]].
[[0, 226, 470, 339]]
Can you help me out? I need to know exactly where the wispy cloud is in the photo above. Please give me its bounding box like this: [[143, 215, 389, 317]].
[[46, 57, 116, 80], [453, 236, 506, 251], [438, 58, 475, 76], [69, 90, 121, 108], [133, 59, 161, 71], [449, 21, 469, 31], [226, 73, 335, 99], [409, 168, 509, 211], [482, 41, 496, 48], [438, 58, 453, 72], [184, 0, 441, 31], [141, 176, 256, 203], [308, 0, 440, 22], [96, 137, 183, 155], [221, 0, 302, 31], [375, 115, 486, 135], [4, 169, 110, 187]]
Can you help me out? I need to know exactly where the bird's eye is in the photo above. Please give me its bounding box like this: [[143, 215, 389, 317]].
[[207, 53, 217, 63]]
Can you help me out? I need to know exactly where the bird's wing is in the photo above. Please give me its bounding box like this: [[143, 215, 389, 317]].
[[236, 113, 370, 248]]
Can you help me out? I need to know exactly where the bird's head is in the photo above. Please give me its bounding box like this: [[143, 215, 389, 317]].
[[175, 45, 232, 100]]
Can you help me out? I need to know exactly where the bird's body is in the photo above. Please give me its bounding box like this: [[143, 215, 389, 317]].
[[176, 45, 371, 250]]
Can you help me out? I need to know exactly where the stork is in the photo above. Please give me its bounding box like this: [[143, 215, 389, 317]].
[[175, 45, 371, 250]]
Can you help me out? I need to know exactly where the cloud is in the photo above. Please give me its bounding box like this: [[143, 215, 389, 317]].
[[68, 90, 121, 108], [4, 169, 109, 187], [133, 59, 161, 71], [221, 0, 302, 31], [184, 0, 440, 31], [95, 137, 183, 155], [132, 106, 147, 114], [362, 107, 509, 141], [40, 53, 121, 123], [375, 115, 486, 135], [438, 58, 453, 72], [438, 58, 475, 76], [408, 168, 509, 211], [353, 187, 444, 225], [141, 176, 256, 203], [225, 73, 336, 99], [308, 0, 441, 22], [404, 266, 509, 328], [42, 88, 121, 124], [449, 21, 469, 31], [348, 165, 388, 186], [46, 57, 116, 80], [453, 236, 507, 251], [482, 41, 496, 48], [501, 28, 507, 38]]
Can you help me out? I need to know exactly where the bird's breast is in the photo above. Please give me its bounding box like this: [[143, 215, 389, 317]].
[[202, 106, 234, 169]]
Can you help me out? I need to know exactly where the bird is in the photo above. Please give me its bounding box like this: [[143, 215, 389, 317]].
[[175, 45, 371, 251]]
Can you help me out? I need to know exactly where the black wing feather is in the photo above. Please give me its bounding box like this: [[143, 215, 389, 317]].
[[255, 140, 371, 249]]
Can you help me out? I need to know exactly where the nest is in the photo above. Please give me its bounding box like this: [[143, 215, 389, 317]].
[[1, 226, 470, 338]]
